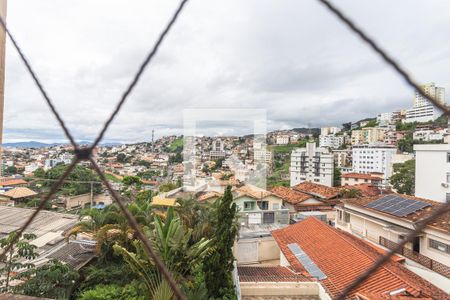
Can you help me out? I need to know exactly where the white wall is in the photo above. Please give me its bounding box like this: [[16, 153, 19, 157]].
[[415, 144, 450, 203]]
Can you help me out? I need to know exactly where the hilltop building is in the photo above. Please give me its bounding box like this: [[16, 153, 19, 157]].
[[290, 142, 334, 187], [405, 83, 445, 123]]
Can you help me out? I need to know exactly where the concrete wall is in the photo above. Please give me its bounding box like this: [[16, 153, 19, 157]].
[[240, 282, 327, 299], [234, 237, 280, 265]]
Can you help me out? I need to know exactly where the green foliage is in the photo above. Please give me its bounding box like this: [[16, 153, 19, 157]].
[[0, 232, 38, 293], [44, 164, 101, 195], [339, 188, 362, 198], [116, 153, 128, 163], [24, 198, 52, 209], [137, 170, 160, 180], [362, 119, 378, 128], [135, 159, 150, 167], [395, 121, 416, 131], [33, 167, 46, 178], [159, 182, 177, 192], [122, 175, 143, 187], [78, 283, 145, 300], [169, 152, 183, 163], [13, 259, 79, 299], [203, 186, 237, 299], [169, 138, 184, 153], [333, 166, 342, 187], [434, 114, 448, 126], [390, 159, 415, 195], [104, 172, 122, 183], [4, 165, 18, 175]]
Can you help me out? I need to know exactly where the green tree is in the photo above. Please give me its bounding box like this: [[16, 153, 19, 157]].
[[33, 167, 46, 178], [123, 176, 143, 187], [78, 283, 145, 300], [45, 164, 101, 195], [397, 132, 414, 153], [5, 165, 17, 175], [159, 182, 177, 192], [13, 259, 79, 299], [339, 188, 362, 198], [333, 166, 341, 187], [0, 232, 38, 293], [203, 186, 237, 299], [390, 159, 415, 195], [116, 153, 127, 163]]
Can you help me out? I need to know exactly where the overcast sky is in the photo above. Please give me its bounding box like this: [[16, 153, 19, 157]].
[[3, 0, 450, 143]]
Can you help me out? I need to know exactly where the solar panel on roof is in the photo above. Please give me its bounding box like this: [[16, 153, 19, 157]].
[[365, 195, 430, 217], [287, 243, 327, 280]]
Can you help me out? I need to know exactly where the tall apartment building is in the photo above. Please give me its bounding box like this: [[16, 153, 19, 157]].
[[414, 144, 450, 203], [319, 135, 344, 149], [352, 144, 396, 179], [405, 83, 445, 123], [332, 149, 351, 168], [290, 142, 334, 187], [276, 135, 290, 145], [321, 126, 341, 136], [351, 127, 386, 145]]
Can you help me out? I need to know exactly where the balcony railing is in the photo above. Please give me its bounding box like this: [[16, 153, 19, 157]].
[[379, 237, 450, 279]]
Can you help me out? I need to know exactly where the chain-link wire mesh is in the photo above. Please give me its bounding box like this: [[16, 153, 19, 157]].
[[0, 0, 449, 299]]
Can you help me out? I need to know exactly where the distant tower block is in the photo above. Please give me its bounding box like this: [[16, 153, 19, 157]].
[[0, 0, 7, 177]]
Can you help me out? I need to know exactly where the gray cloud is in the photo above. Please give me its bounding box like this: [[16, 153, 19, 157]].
[[3, 0, 450, 143]]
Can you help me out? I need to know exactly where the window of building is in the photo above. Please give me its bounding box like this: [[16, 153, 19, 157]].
[[446, 193, 450, 204], [429, 239, 450, 254], [244, 201, 254, 211], [447, 152, 450, 163], [273, 203, 280, 210], [344, 212, 350, 223], [447, 173, 450, 183]]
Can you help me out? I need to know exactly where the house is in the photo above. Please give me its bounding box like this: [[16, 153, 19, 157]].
[[0, 177, 27, 189], [232, 184, 289, 226], [292, 181, 340, 202], [341, 172, 383, 186], [0, 187, 38, 205], [271, 217, 448, 299], [336, 194, 450, 287], [270, 185, 333, 219]]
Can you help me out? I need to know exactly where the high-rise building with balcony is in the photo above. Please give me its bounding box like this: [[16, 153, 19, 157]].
[[405, 83, 446, 123], [290, 142, 334, 187]]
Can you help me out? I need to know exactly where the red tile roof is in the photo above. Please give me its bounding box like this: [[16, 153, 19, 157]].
[[344, 194, 450, 233], [292, 182, 340, 200], [0, 178, 27, 187], [270, 186, 312, 204], [238, 266, 311, 282], [341, 183, 382, 197], [342, 172, 383, 180], [271, 217, 447, 299]]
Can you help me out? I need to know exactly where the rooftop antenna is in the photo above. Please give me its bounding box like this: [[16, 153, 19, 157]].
[[151, 129, 154, 152], [0, 0, 7, 178]]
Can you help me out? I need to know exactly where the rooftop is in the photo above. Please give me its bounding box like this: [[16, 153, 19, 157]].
[[341, 172, 383, 180], [343, 194, 450, 233], [292, 182, 340, 200], [271, 217, 447, 299], [270, 186, 312, 204], [2, 187, 38, 199], [238, 266, 311, 282]]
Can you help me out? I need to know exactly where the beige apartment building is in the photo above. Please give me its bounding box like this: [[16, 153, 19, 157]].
[[351, 127, 386, 145]]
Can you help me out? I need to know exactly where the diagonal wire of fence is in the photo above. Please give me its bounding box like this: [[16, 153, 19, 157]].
[[0, 1, 190, 299], [0, 0, 449, 299], [315, 0, 450, 298]]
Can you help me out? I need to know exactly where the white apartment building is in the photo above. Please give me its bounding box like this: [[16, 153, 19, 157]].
[[413, 129, 446, 142], [376, 112, 393, 127], [405, 83, 445, 123], [290, 142, 334, 187], [415, 144, 450, 203], [319, 135, 344, 149], [276, 135, 290, 145], [332, 149, 351, 168], [320, 126, 341, 136], [352, 144, 396, 179]]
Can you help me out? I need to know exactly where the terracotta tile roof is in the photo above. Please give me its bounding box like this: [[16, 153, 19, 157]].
[[341, 184, 382, 197], [234, 184, 273, 199], [270, 186, 312, 204], [271, 217, 447, 299], [197, 191, 221, 202], [238, 266, 311, 282], [0, 178, 27, 187], [344, 194, 450, 233], [2, 187, 38, 199], [342, 173, 383, 180], [292, 182, 340, 200]]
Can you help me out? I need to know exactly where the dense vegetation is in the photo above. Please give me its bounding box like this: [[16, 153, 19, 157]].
[[5, 187, 239, 299], [390, 159, 415, 195]]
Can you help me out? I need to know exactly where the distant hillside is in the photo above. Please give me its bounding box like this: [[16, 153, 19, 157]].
[[2, 141, 57, 148], [3, 141, 122, 148], [292, 127, 320, 135]]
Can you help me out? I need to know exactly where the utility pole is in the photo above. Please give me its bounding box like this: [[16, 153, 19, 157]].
[[151, 129, 155, 152], [0, 0, 7, 178]]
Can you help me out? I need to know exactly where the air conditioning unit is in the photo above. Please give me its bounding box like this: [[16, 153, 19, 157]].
[[441, 182, 449, 188]]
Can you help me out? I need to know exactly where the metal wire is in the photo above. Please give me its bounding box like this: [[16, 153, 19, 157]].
[[314, 0, 450, 298], [0, 0, 448, 299], [0, 159, 79, 262], [0, 1, 189, 298], [89, 158, 187, 300], [90, 0, 189, 150]]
